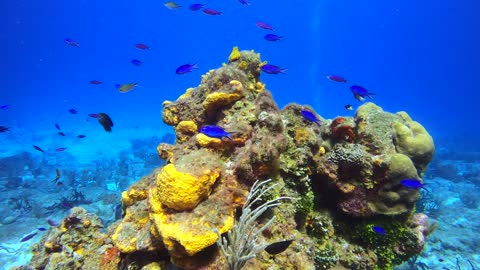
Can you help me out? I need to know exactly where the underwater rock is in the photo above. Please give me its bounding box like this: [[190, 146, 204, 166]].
[[21, 47, 436, 270]]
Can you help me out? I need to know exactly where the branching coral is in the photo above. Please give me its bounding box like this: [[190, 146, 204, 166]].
[[216, 179, 293, 270]]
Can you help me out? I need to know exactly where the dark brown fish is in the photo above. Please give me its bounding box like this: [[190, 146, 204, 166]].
[[264, 239, 293, 255], [98, 113, 114, 132]]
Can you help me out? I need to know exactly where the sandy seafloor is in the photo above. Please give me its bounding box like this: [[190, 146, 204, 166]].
[[0, 129, 479, 269]]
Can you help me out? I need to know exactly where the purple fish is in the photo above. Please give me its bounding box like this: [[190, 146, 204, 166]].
[[69, 108, 78, 114], [200, 125, 232, 140], [400, 179, 425, 190], [176, 63, 198, 75], [189, 3, 205, 11], [301, 110, 320, 124], [77, 134, 86, 138], [64, 38, 80, 47], [0, 126, 10, 132], [326, 75, 347, 83], [372, 225, 386, 235], [131, 59, 143, 66], [203, 8, 222, 15], [256, 21, 274, 31], [238, 0, 251, 5], [264, 34, 283, 41], [350, 85, 375, 101], [261, 64, 287, 74], [20, 231, 37, 242]]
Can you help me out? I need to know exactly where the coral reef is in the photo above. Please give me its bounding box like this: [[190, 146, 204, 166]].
[[21, 48, 436, 270]]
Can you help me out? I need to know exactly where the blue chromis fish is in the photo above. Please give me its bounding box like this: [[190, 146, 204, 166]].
[[117, 83, 139, 93], [200, 125, 233, 140], [189, 4, 205, 11], [261, 64, 287, 74], [350, 85, 375, 101], [20, 227, 47, 242], [264, 34, 283, 41], [33, 145, 45, 153], [238, 0, 251, 5], [264, 239, 293, 255], [20, 231, 37, 242], [164, 1, 182, 9], [176, 63, 198, 75], [372, 225, 386, 235], [400, 179, 425, 190], [64, 38, 80, 47], [69, 108, 78, 114], [131, 59, 143, 66], [300, 109, 320, 124]]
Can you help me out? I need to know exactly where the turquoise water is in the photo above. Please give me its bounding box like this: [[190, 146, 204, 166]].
[[1, 0, 479, 268]]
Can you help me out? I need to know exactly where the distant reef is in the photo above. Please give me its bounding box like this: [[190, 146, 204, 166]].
[[17, 47, 436, 270]]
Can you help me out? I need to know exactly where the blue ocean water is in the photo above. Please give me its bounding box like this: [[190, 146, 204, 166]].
[[1, 0, 479, 268]]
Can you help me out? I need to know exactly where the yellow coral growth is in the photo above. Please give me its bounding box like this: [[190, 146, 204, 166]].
[[112, 223, 137, 253], [229, 80, 243, 92], [122, 187, 148, 207], [162, 104, 179, 126], [175, 120, 198, 142], [149, 192, 234, 256], [228, 46, 241, 62], [196, 133, 223, 148], [178, 88, 194, 100], [203, 92, 242, 113], [155, 164, 220, 211], [255, 81, 265, 93], [238, 60, 248, 70]]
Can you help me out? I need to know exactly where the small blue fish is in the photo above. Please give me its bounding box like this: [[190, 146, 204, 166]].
[[350, 85, 375, 101], [176, 63, 198, 75], [189, 3, 205, 11], [0, 104, 10, 110], [261, 64, 287, 74], [372, 225, 385, 235], [55, 123, 61, 130], [264, 34, 283, 41], [20, 231, 38, 242], [65, 38, 80, 47], [300, 109, 320, 124], [400, 179, 425, 190], [200, 125, 233, 140], [131, 59, 143, 66], [69, 108, 78, 114], [37, 227, 47, 231], [238, 0, 251, 5]]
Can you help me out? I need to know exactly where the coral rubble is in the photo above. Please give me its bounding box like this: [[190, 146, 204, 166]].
[[21, 48, 436, 270]]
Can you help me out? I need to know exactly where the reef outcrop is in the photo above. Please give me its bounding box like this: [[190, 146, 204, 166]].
[[22, 48, 436, 270]]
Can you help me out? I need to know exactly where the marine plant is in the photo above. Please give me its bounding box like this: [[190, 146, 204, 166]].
[[216, 179, 293, 270]]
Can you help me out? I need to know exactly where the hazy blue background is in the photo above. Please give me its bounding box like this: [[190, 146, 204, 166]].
[[2, 0, 479, 141]]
